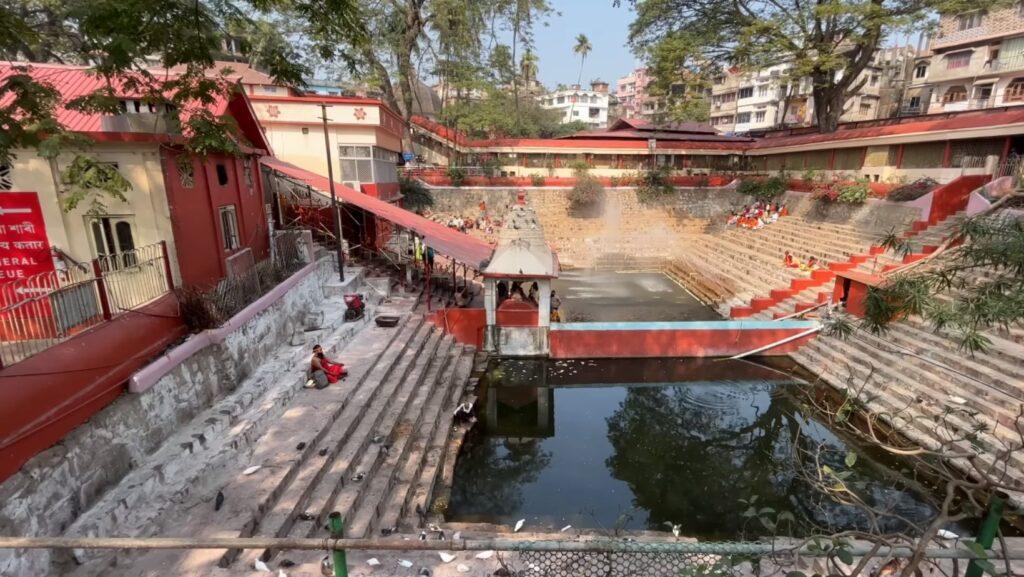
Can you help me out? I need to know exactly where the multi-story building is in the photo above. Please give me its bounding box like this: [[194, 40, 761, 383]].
[[538, 81, 610, 128], [908, 6, 1024, 115], [710, 47, 916, 133], [615, 67, 654, 120]]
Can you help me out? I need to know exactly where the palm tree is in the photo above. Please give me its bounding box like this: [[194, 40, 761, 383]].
[[573, 34, 592, 87], [520, 50, 539, 87]]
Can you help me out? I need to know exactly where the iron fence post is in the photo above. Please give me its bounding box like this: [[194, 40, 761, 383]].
[[159, 241, 174, 290], [91, 260, 112, 320], [965, 491, 1007, 577], [328, 512, 348, 577]]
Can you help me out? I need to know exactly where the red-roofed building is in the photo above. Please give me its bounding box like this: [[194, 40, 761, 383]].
[[0, 62, 273, 289]]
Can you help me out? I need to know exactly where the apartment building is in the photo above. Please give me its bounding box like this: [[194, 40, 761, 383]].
[[907, 6, 1024, 115], [538, 81, 610, 128], [615, 67, 653, 120]]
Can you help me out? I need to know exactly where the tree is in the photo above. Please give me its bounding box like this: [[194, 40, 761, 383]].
[[572, 33, 592, 87], [440, 87, 587, 139], [619, 0, 982, 132], [520, 50, 540, 87], [0, 0, 362, 211]]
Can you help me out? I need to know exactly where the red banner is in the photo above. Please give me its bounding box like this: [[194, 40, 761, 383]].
[[0, 192, 54, 282]]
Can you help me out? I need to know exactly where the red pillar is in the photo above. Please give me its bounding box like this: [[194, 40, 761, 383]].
[[91, 260, 112, 321], [941, 141, 952, 168], [895, 144, 905, 169]]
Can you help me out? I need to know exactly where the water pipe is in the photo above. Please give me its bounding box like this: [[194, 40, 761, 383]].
[[328, 512, 349, 577], [726, 324, 821, 360], [965, 491, 1008, 577]]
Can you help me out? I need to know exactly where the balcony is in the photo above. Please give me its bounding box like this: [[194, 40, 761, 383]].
[[991, 54, 1024, 73]]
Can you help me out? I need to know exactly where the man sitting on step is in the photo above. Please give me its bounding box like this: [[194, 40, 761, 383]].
[[306, 344, 347, 389]]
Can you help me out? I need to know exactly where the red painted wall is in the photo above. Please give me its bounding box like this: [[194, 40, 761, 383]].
[[927, 174, 990, 225], [163, 150, 270, 288], [0, 294, 186, 482], [361, 182, 400, 201], [548, 326, 816, 359]]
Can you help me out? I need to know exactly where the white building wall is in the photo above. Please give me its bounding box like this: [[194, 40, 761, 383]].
[[538, 89, 610, 128]]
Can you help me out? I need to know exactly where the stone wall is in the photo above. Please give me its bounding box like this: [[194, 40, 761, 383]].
[[782, 191, 924, 235], [0, 258, 359, 577]]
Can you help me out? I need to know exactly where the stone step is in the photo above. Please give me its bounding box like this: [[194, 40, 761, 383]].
[[218, 319, 436, 568], [250, 324, 443, 551], [397, 350, 477, 532], [347, 342, 467, 538]]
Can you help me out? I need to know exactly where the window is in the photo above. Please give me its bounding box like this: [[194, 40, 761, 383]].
[[914, 64, 928, 79], [589, 107, 600, 118], [736, 112, 751, 123], [0, 163, 11, 191], [956, 11, 984, 31], [738, 87, 754, 99], [219, 206, 240, 251], [262, 85, 278, 93], [757, 85, 769, 97], [860, 102, 873, 114], [89, 216, 136, 265], [176, 158, 194, 189], [556, 96, 565, 104], [572, 110, 580, 116], [870, 74, 880, 86], [215, 163, 229, 186], [946, 51, 972, 70], [908, 96, 922, 108], [754, 110, 767, 122], [943, 85, 968, 103], [1005, 78, 1024, 102]]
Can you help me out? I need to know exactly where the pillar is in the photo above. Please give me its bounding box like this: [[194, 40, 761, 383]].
[[483, 277, 497, 352], [537, 279, 551, 327]]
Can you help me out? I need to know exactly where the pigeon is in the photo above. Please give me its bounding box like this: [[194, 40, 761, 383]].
[[452, 531, 462, 541], [254, 559, 271, 572], [351, 472, 365, 482], [371, 434, 384, 444], [320, 556, 332, 576], [381, 444, 391, 456], [297, 512, 315, 521], [319, 448, 329, 457], [439, 551, 456, 563], [278, 570, 288, 577], [279, 559, 296, 568], [398, 560, 414, 568], [560, 525, 572, 532], [243, 465, 262, 476], [513, 519, 525, 532], [214, 490, 225, 512], [663, 521, 682, 537], [380, 527, 396, 536], [936, 529, 959, 540], [419, 530, 427, 541], [475, 550, 494, 559], [296, 442, 307, 451], [456, 564, 470, 573], [366, 558, 381, 566]]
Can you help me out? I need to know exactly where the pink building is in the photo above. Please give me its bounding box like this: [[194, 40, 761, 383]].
[[616, 67, 654, 119]]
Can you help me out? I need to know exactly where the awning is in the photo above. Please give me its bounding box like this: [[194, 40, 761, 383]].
[[260, 157, 493, 269]]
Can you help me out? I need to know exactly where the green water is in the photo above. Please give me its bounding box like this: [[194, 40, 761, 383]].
[[448, 357, 966, 539]]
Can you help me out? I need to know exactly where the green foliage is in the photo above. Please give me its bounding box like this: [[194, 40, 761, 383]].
[[738, 176, 786, 202], [812, 178, 870, 204], [399, 176, 433, 212], [865, 212, 1024, 353], [446, 165, 466, 187], [480, 156, 503, 178], [634, 165, 675, 202], [440, 88, 588, 139], [59, 155, 132, 214], [530, 173, 545, 187]]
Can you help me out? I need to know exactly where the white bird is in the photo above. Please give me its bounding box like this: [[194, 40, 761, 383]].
[[475, 550, 494, 559], [560, 525, 573, 532], [937, 529, 960, 540], [366, 558, 380, 566], [278, 570, 288, 577], [663, 521, 682, 537], [399, 560, 414, 568], [320, 556, 332, 576], [254, 559, 271, 572], [452, 531, 462, 541], [243, 465, 262, 476], [514, 518, 525, 532], [949, 396, 968, 405], [439, 551, 456, 563], [457, 564, 470, 573]]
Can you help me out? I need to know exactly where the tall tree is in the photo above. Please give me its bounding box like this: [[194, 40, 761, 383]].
[[572, 33, 592, 87], [619, 0, 982, 132]]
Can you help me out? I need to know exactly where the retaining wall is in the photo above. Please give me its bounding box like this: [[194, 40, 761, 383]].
[[0, 258, 351, 577]]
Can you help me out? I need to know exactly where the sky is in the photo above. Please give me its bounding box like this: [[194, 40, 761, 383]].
[[526, 0, 639, 92]]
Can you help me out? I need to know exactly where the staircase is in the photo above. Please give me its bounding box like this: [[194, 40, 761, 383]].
[[66, 297, 477, 577]]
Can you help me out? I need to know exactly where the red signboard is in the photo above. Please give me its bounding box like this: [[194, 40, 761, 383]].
[[0, 192, 54, 283]]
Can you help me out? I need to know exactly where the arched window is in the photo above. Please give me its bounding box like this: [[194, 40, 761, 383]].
[[943, 85, 968, 103], [1004, 78, 1024, 102]]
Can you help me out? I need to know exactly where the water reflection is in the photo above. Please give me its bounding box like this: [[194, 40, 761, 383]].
[[448, 358, 954, 538]]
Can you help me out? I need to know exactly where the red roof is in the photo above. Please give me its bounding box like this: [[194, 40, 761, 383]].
[[0, 62, 271, 152], [260, 157, 493, 269], [750, 108, 1024, 149], [411, 115, 470, 146]]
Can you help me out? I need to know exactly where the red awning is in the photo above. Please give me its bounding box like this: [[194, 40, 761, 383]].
[[260, 157, 493, 269]]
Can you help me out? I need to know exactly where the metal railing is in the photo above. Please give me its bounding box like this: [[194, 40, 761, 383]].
[[0, 242, 172, 368]]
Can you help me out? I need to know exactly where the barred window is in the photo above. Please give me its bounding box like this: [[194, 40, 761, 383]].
[[0, 163, 12, 191], [177, 159, 194, 189], [943, 85, 968, 103], [1005, 78, 1024, 102]]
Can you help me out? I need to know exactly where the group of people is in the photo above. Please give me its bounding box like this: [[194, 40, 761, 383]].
[[496, 280, 562, 321], [783, 250, 820, 272], [726, 201, 789, 230]]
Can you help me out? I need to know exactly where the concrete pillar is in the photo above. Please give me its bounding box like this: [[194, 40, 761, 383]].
[[483, 277, 497, 352], [537, 279, 551, 327]]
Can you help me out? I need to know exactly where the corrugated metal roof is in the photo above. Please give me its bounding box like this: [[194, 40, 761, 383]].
[[260, 157, 494, 269]]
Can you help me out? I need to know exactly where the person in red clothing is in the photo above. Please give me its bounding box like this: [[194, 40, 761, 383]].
[[308, 344, 346, 388], [783, 250, 797, 268]]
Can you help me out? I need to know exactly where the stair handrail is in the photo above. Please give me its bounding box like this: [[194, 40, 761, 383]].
[[773, 300, 830, 321]]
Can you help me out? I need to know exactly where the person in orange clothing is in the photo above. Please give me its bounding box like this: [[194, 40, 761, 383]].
[[783, 250, 797, 267]]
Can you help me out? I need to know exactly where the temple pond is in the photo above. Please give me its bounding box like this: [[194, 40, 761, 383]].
[[447, 357, 969, 539]]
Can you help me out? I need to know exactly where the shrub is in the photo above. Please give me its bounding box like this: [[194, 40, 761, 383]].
[[887, 177, 940, 202], [737, 176, 786, 202], [635, 165, 674, 203], [481, 156, 502, 178], [568, 164, 604, 213], [609, 175, 621, 188], [399, 176, 433, 212], [446, 166, 466, 187], [812, 178, 870, 204], [530, 173, 546, 187]]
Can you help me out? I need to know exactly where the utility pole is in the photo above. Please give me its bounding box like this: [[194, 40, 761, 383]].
[[320, 103, 345, 282]]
